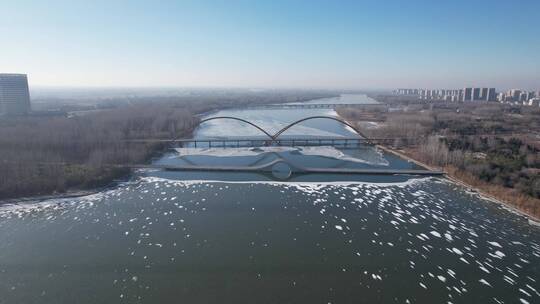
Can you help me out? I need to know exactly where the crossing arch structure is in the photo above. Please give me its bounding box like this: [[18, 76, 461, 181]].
[[197, 116, 275, 140], [194, 115, 370, 142]]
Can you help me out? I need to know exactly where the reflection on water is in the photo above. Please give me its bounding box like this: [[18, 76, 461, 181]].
[[1, 95, 539, 304]]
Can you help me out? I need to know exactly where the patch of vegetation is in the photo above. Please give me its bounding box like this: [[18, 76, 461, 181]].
[[443, 137, 540, 198]]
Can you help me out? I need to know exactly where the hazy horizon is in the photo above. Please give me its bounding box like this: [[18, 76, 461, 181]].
[[2, 0, 540, 90]]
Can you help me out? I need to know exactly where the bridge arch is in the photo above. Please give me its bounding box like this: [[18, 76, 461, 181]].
[[272, 116, 370, 140], [198, 116, 275, 140]]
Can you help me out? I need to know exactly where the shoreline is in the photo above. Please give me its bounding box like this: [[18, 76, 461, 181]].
[[375, 144, 540, 223], [0, 176, 133, 206], [443, 171, 540, 224], [0, 189, 100, 206]]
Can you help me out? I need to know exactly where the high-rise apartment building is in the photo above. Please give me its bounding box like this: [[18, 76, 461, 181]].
[[472, 88, 481, 101], [463, 88, 473, 101], [510, 89, 521, 101], [0, 74, 31, 115], [480, 88, 488, 100], [487, 88, 496, 101]]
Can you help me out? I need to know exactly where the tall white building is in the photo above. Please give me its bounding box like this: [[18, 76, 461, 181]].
[[0, 73, 31, 115]]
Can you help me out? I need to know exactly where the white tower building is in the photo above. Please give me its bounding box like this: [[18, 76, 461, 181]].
[[0, 73, 31, 115]]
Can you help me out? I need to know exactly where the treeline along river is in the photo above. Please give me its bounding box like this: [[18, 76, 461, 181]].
[[0, 95, 539, 303]]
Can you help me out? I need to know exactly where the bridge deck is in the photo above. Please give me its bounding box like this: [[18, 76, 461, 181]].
[[246, 103, 386, 109], [176, 137, 378, 148]]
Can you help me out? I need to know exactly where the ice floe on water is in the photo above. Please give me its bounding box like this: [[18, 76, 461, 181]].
[[0, 175, 539, 303], [296, 146, 389, 165]]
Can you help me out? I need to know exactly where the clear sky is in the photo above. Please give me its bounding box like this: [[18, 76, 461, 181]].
[[1, 0, 539, 90]]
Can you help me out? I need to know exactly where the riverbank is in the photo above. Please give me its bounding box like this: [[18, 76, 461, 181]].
[[377, 145, 540, 223], [443, 166, 540, 224], [0, 189, 99, 206]]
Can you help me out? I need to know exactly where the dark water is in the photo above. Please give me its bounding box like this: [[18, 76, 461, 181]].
[[1, 95, 539, 303]]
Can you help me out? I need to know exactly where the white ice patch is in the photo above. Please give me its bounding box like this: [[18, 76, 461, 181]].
[[479, 279, 492, 287], [174, 145, 389, 166], [487, 241, 502, 248], [298, 146, 389, 166], [175, 146, 296, 157], [452, 248, 463, 255], [430, 231, 441, 238], [488, 251, 506, 259]]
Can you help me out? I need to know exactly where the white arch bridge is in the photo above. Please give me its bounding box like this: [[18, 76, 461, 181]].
[[171, 115, 377, 148], [125, 116, 400, 147]]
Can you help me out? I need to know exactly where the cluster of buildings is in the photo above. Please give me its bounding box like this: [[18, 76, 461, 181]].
[[394, 87, 540, 106], [0, 73, 31, 116], [497, 89, 540, 106]]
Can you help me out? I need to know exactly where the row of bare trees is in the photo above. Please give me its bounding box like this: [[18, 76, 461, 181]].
[[0, 104, 198, 199]]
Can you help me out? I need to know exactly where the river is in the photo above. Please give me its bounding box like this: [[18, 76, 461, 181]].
[[0, 94, 539, 304]]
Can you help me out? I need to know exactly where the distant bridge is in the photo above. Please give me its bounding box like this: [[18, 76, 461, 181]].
[[245, 103, 387, 110]]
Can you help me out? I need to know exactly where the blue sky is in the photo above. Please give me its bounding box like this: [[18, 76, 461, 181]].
[[1, 0, 539, 89]]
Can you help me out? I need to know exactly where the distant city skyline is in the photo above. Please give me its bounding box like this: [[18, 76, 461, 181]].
[[394, 87, 540, 106], [1, 0, 539, 89]]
